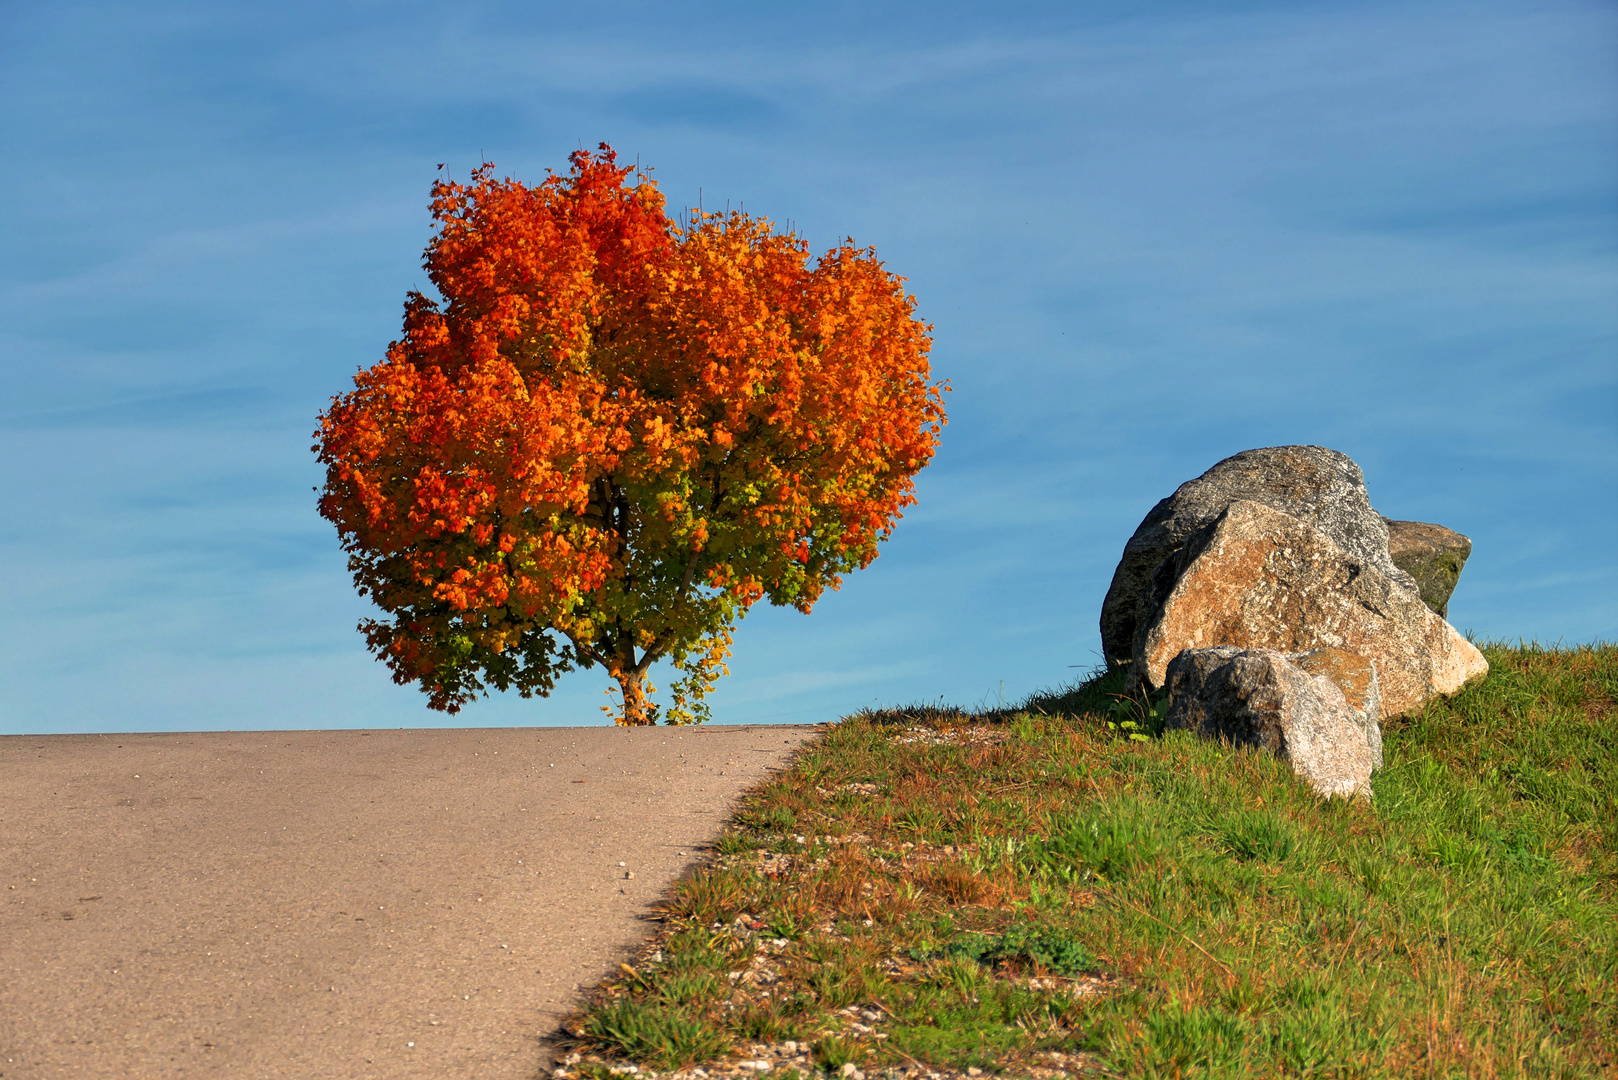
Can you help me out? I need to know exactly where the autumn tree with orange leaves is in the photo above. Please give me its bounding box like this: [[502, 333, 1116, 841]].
[[315, 146, 945, 725]]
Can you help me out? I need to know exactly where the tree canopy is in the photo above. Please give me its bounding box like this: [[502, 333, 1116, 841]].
[[315, 145, 946, 724]]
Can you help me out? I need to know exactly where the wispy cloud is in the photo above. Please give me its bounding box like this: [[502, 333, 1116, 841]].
[[1, 0, 1612, 733]]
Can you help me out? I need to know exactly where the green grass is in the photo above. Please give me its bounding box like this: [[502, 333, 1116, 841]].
[[552, 642, 1617, 1079]]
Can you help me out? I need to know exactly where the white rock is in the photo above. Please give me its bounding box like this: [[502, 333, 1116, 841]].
[[1166, 645, 1384, 798]]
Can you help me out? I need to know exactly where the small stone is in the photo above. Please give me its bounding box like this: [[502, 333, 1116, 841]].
[[968, 1070, 984, 1077], [841, 1065, 858, 1078]]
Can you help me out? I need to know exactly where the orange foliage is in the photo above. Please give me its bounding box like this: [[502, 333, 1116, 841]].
[[315, 145, 946, 724]]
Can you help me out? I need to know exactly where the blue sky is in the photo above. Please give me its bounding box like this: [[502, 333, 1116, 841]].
[[2, 0, 1614, 734]]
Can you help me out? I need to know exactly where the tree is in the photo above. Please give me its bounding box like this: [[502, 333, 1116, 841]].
[[315, 145, 946, 725]]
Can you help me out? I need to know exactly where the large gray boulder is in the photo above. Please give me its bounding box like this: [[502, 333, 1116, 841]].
[[1165, 645, 1383, 799], [1383, 518, 1473, 620], [1100, 446, 1418, 667], [1134, 500, 1488, 716]]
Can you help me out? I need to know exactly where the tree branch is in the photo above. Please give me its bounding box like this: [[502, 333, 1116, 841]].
[[563, 630, 606, 670]]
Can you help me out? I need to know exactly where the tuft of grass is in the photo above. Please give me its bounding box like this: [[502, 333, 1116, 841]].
[[1213, 808, 1302, 865], [1021, 805, 1171, 882], [811, 1034, 861, 1072], [555, 642, 1618, 1080], [731, 998, 804, 1043], [580, 997, 731, 1070], [658, 865, 754, 924]]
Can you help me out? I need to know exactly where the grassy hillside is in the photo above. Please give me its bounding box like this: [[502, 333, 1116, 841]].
[[552, 643, 1616, 1080]]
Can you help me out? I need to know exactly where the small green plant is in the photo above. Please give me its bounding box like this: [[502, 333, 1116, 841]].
[[944, 923, 1097, 976], [1106, 687, 1167, 741], [655, 970, 727, 1007], [661, 866, 753, 923], [1214, 808, 1300, 864], [732, 999, 803, 1042], [925, 954, 986, 996], [1021, 807, 1166, 881], [965, 834, 1025, 875], [580, 997, 731, 1069], [1421, 827, 1489, 873], [811, 1034, 860, 1073], [765, 900, 815, 941], [1478, 822, 1556, 875], [1101, 1000, 1254, 1074], [741, 804, 799, 833], [1352, 853, 1390, 896], [805, 960, 869, 1009], [660, 925, 742, 972], [1009, 710, 1041, 740]]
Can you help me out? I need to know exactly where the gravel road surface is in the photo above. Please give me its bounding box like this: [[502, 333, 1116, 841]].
[[1, 724, 819, 1079]]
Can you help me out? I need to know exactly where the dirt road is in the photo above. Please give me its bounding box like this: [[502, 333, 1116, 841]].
[[1, 724, 818, 1079]]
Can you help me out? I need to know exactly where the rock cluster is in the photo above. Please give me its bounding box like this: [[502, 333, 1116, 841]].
[[1099, 446, 1417, 667], [1100, 446, 1487, 798], [1135, 499, 1487, 717]]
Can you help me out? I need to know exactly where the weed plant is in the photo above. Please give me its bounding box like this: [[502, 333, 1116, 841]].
[[556, 643, 1616, 1079]]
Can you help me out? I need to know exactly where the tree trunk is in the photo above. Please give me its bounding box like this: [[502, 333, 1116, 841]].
[[614, 668, 656, 726]]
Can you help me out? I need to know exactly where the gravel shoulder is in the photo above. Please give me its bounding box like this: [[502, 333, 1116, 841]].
[[0, 724, 818, 1080]]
